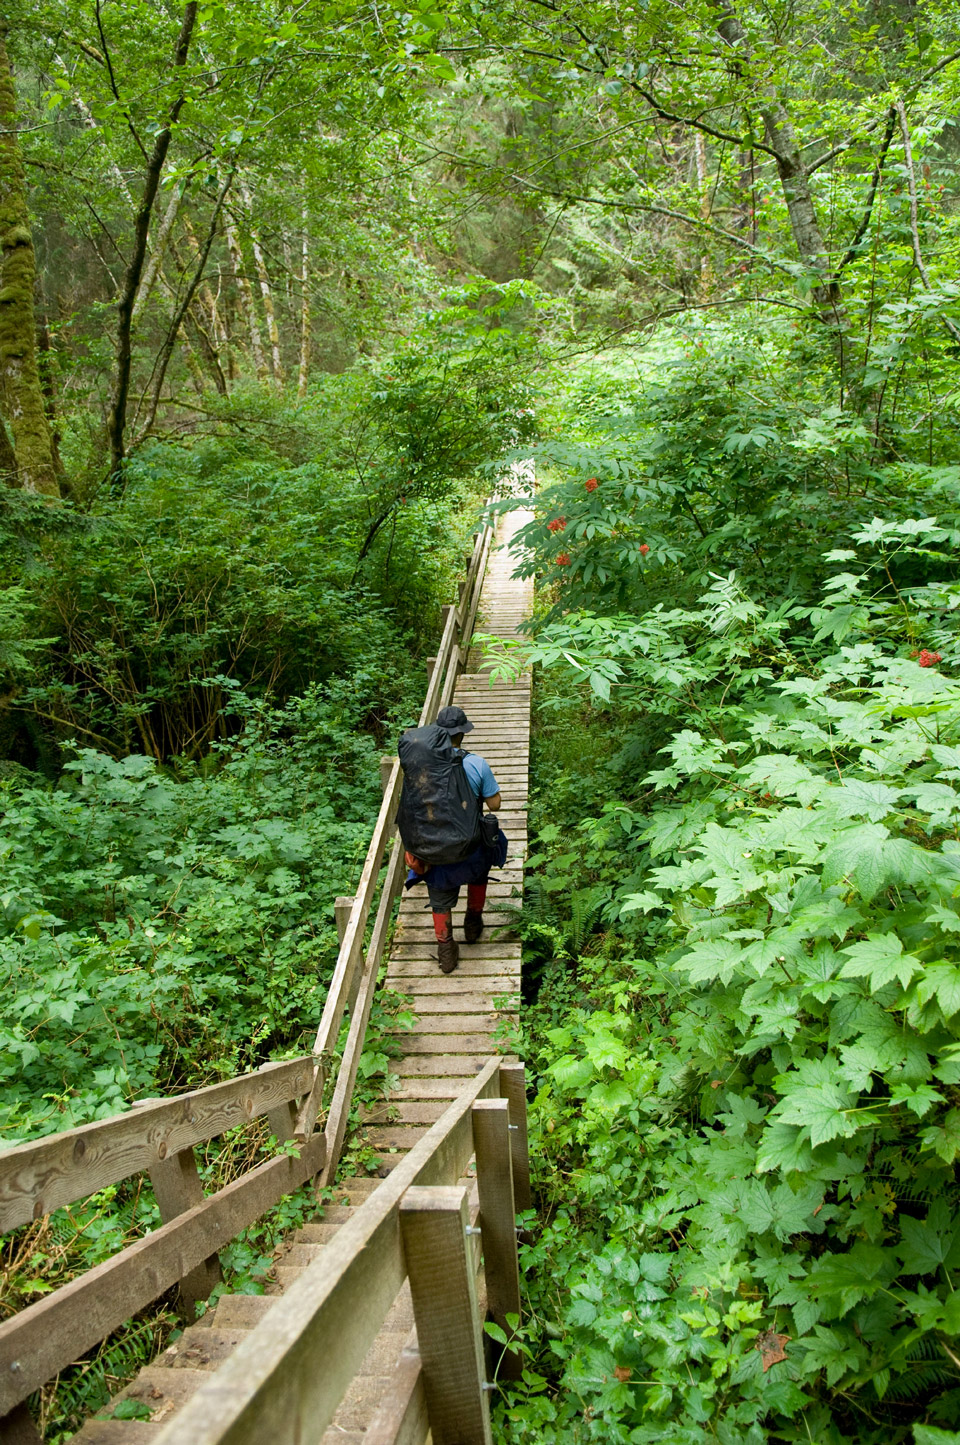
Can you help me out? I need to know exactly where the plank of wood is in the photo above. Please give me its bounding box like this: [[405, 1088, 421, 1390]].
[[393, 1056, 493, 1077], [471, 1101, 521, 1377], [400, 1035, 508, 1055], [149, 1061, 501, 1445], [385, 974, 519, 994], [148, 1148, 221, 1317], [0, 1059, 313, 1234], [362, 1338, 428, 1445], [395, 1015, 509, 1035], [362, 1102, 448, 1126], [362, 1126, 432, 1150], [387, 1079, 465, 1101], [399, 1187, 491, 1445], [498, 1065, 532, 1213], [391, 943, 521, 960], [410, 996, 519, 1014], [0, 1133, 326, 1415]]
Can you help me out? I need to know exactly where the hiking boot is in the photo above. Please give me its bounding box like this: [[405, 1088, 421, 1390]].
[[438, 937, 460, 974], [463, 909, 484, 944]]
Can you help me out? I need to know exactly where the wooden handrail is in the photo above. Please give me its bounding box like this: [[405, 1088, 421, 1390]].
[[152, 1059, 530, 1445], [0, 1058, 313, 1234], [0, 1133, 327, 1416]]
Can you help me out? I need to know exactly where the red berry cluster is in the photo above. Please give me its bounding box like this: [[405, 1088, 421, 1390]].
[[547, 516, 567, 533], [585, 477, 598, 492], [918, 649, 943, 667], [556, 553, 571, 567], [639, 543, 650, 556]]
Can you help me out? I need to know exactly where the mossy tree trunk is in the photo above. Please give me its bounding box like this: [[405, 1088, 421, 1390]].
[[0, 24, 59, 498]]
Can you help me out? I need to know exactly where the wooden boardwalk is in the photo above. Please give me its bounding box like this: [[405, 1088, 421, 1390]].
[[369, 507, 533, 1152], [66, 509, 533, 1445]]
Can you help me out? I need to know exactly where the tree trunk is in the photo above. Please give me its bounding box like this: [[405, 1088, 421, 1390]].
[[716, 6, 843, 324], [224, 209, 268, 381], [239, 180, 283, 387], [0, 25, 60, 497], [0, 392, 18, 486], [760, 99, 842, 317], [134, 172, 233, 442], [298, 207, 310, 398], [694, 132, 713, 290], [133, 184, 184, 319], [105, 1, 197, 480]]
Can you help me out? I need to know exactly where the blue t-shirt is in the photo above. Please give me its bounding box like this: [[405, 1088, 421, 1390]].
[[462, 752, 500, 800]]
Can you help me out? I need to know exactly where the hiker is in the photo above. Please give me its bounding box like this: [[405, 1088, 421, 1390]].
[[397, 703, 507, 975]]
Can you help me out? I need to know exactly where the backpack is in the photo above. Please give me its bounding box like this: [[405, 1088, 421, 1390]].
[[396, 724, 481, 866]]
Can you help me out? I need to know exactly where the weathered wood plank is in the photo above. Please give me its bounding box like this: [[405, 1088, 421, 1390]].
[[362, 1338, 429, 1445], [400, 1034, 508, 1055], [0, 1059, 313, 1234], [499, 1064, 531, 1212], [472, 1101, 522, 1378], [393, 1056, 493, 1077], [395, 1015, 509, 1035], [0, 1133, 326, 1415], [363, 1126, 432, 1150], [148, 1147, 221, 1318], [149, 1061, 501, 1445], [399, 1187, 491, 1445]]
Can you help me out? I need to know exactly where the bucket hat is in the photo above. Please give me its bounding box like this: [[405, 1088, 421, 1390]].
[[435, 705, 475, 735]]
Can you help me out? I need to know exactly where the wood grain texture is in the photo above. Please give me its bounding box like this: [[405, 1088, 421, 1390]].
[[472, 1102, 522, 1379], [0, 1058, 313, 1233], [148, 1061, 500, 1445], [148, 1147, 221, 1317], [0, 1133, 326, 1414], [399, 1187, 491, 1445], [498, 1064, 532, 1213]]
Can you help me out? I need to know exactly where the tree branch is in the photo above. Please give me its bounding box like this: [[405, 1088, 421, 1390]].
[[837, 106, 896, 272]]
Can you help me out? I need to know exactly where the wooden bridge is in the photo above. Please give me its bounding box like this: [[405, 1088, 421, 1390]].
[[0, 495, 534, 1445]]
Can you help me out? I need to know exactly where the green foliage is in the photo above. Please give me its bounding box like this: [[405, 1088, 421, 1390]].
[[491, 334, 960, 1442]]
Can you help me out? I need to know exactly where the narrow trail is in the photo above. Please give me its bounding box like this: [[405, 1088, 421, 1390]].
[[70, 507, 534, 1445]]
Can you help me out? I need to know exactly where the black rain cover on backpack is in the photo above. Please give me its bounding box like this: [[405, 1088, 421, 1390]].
[[396, 724, 481, 866]]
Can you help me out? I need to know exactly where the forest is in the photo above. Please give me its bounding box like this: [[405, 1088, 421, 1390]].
[[1, 0, 960, 1440]]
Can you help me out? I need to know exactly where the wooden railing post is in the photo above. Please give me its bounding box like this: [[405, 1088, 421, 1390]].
[[379, 755, 397, 798], [472, 1100, 522, 1379], [148, 1147, 221, 1318], [334, 896, 354, 947], [400, 1185, 492, 1445], [498, 1063, 532, 1211]]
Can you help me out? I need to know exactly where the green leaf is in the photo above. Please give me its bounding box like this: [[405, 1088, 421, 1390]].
[[839, 934, 921, 991], [920, 1108, 960, 1163], [916, 964, 960, 1018]]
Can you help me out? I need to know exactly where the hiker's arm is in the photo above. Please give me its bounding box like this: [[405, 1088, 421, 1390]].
[[484, 791, 501, 812]]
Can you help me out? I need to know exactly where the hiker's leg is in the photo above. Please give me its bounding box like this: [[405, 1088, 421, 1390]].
[[467, 882, 487, 913], [427, 883, 461, 972], [464, 874, 488, 943]]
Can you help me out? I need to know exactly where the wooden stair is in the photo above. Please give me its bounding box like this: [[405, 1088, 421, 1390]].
[[70, 507, 533, 1444]]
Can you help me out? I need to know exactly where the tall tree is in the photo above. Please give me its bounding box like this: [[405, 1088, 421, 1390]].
[[0, 23, 59, 497], [105, 0, 198, 478]]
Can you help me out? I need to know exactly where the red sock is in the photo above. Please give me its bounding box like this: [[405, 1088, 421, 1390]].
[[467, 883, 487, 913], [432, 910, 453, 942]]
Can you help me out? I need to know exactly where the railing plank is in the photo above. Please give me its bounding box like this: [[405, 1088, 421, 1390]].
[[400, 1186, 491, 1445], [319, 836, 405, 1186], [296, 767, 402, 1138], [0, 1058, 313, 1234], [152, 1059, 501, 1445], [0, 1133, 326, 1415]]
